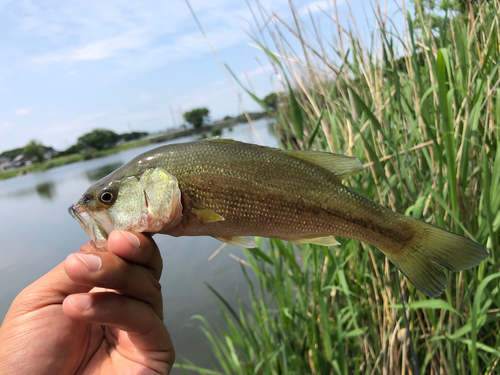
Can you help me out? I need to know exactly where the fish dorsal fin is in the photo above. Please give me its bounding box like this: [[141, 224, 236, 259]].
[[283, 150, 363, 180], [204, 138, 244, 144], [203, 136, 220, 141]]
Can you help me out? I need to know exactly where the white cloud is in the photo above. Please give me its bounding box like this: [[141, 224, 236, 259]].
[[33, 32, 147, 63], [112, 27, 249, 71], [0, 0, 321, 153], [15, 108, 31, 115], [7, 0, 254, 70], [298, 0, 341, 17], [239, 63, 274, 80]]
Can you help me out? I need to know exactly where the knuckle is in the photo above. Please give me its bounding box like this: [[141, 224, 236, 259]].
[[152, 278, 162, 292], [99, 254, 130, 289]]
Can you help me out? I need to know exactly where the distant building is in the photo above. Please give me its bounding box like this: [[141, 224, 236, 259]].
[[12, 154, 32, 168], [0, 157, 13, 172], [44, 148, 57, 160]]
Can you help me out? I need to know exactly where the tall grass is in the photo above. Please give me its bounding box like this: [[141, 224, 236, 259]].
[[180, 1, 500, 373]]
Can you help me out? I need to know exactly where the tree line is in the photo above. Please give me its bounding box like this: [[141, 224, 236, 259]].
[[0, 130, 148, 163], [182, 93, 278, 128], [1, 91, 280, 163]]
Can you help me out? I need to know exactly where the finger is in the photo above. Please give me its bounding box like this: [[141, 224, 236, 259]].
[[62, 292, 174, 372], [107, 230, 163, 280], [65, 252, 163, 318]]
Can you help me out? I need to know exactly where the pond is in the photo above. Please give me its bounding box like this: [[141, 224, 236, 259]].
[[0, 119, 278, 371]]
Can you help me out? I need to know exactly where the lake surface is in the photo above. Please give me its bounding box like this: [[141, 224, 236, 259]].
[[0, 119, 277, 371]]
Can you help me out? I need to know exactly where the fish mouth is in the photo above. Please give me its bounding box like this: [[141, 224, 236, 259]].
[[68, 203, 113, 249]]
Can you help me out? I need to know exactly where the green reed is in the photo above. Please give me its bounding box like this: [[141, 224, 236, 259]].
[[178, 1, 500, 373]]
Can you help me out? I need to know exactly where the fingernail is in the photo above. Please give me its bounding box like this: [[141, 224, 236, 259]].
[[76, 253, 102, 272], [121, 231, 140, 250], [69, 294, 92, 312]]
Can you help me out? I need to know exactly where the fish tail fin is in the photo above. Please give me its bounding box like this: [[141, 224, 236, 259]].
[[385, 220, 489, 297]]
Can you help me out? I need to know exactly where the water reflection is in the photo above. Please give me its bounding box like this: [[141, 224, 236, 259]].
[[85, 162, 123, 182], [35, 181, 57, 200], [1, 180, 57, 201], [0, 119, 279, 370]]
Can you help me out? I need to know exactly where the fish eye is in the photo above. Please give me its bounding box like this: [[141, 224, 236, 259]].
[[99, 190, 115, 205]]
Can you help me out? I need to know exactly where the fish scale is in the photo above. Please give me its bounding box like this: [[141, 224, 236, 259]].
[[71, 138, 488, 297]]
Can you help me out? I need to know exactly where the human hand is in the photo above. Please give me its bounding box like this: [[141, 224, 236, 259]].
[[0, 231, 174, 375]]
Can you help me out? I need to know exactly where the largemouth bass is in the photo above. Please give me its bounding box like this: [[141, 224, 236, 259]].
[[69, 138, 488, 296]]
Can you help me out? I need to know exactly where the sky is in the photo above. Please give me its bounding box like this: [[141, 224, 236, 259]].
[[0, 0, 403, 153]]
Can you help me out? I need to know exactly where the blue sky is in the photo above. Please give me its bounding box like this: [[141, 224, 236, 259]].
[[0, 0, 402, 153]]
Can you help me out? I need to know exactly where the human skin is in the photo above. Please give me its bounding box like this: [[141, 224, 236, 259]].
[[0, 230, 174, 375]]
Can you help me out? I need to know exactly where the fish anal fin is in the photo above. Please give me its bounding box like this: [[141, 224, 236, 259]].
[[214, 236, 257, 248], [284, 150, 363, 180], [290, 235, 340, 246], [190, 208, 225, 223]]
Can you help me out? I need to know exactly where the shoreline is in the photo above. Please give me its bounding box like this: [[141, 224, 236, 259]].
[[0, 114, 271, 181], [147, 112, 269, 144]]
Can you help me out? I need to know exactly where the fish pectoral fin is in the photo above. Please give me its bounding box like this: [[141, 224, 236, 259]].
[[290, 235, 340, 246], [190, 208, 225, 223], [213, 236, 257, 248], [283, 150, 363, 180]]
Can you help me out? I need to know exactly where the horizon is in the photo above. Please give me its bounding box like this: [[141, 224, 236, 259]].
[[0, 0, 401, 154]]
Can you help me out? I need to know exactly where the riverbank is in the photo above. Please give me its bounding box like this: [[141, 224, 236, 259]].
[[0, 114, 271, 181], [0, 139, 150, 181], [0, 119, 279, 370], [147, 112, 269, 143]]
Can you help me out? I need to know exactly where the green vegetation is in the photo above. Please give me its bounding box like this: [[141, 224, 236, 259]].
[[23, 140, 45, 163], [262, 92, 278, 111], [210, 126, 223, 137], [77, 128, 120, 151], [0, 145, 54, 161], [181, 1, 500, 374], [0, 128, 152, 180], [184, 107, 210, 128], [0, 147, 24, 160], [439, 0, 496, 16], [120, 131, 148, 142], [57, 130, 149, 156], [0, 138, 150, 181]]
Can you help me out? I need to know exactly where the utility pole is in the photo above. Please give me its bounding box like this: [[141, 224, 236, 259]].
[[169, 106, 177, 129]]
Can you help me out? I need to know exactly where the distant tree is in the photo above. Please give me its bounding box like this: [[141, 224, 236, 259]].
[[78, 129, 120, 151], [210, 126, 223, 137], [23, 140, 45, 163], [183, 108, 209, 128], [263, 92, 278, 111], [119, 131, 149, 141], [0, 147, 24, 160], [435, 0, 495, 15], [60, 143, 84, 156]]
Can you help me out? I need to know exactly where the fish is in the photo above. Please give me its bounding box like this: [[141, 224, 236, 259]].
[[69, 138, 488, 297]]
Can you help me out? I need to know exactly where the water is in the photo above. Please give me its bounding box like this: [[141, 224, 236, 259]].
[[0, 119, 277, 371]]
